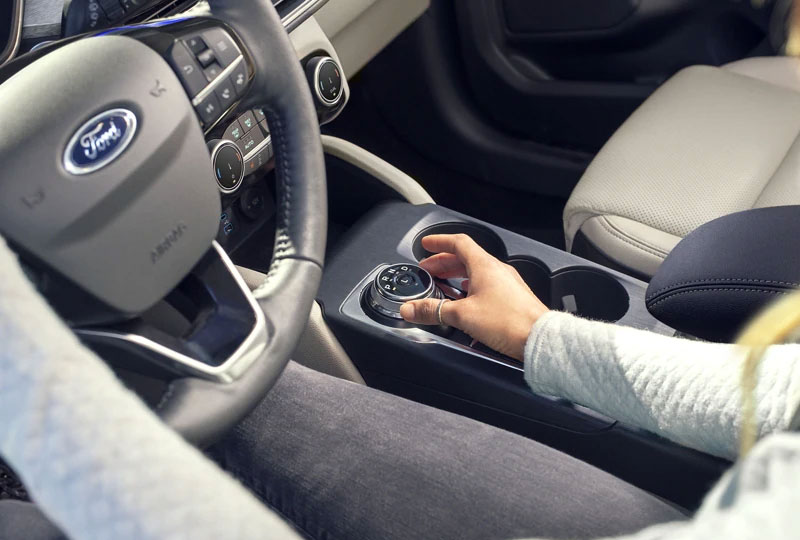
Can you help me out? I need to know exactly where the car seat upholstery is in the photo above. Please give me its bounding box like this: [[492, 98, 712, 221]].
[[563, 56, 800, 279]]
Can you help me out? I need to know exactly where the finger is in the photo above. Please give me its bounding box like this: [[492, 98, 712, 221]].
[[400, 298, 460, 326], [420, 253, 467, 279], [420, 234, 490, 269]]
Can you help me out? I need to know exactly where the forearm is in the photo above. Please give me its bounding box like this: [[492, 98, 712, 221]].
[[524, 311, 800, 459]]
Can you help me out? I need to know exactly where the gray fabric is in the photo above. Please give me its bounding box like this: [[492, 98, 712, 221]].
[[0, 501, 64, 540], [211, 361, 684, 540]]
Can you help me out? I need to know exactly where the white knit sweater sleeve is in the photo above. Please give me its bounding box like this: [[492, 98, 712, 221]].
[[524, 311, 800, 460], [0, 238, 300, 539], [590, 432, 800, 540]]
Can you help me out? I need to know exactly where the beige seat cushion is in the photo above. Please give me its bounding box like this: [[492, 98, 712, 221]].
[[563, 57, 800, 278]]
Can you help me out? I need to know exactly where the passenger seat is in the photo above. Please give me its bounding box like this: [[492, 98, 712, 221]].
[[563, 56, 800, 279]]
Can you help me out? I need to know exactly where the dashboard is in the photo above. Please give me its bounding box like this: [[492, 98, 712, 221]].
[[17, 0, 327, 48]]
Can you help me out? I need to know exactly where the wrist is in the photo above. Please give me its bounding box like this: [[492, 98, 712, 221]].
[[512, 305, 549, 360]]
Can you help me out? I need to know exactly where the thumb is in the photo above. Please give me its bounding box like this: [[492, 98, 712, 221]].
[[400, 298, 456, 326]]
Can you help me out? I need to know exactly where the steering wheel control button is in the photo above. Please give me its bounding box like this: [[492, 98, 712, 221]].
[[203, 62, 223, 82], [306, 56, 344, 107], [230, 62, 248, 97], [366, 264, 442, 319], [184, 36, 206, 55], [196, 48, 216, 68], [195, 92, 221, 125], [168, 42, 206, 97], [215, 79, 236, 109], [210, 140, 244, 194], [202, 28, 240, 67]]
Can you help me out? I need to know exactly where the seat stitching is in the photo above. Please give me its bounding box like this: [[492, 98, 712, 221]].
[[596, 216, 669, 259], [646, 278, 800, 300], [648, 287, 785, 310], [601, 215, 673, 255], [750, 127, 800, 207]]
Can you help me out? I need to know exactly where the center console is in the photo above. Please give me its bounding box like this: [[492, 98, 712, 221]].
[[317, 201, 728, 510]]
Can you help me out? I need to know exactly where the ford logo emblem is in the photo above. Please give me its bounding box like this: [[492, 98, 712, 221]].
[[63, 108, 137, 175]]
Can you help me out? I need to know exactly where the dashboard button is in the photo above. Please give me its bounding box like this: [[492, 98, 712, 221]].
[[317, 59, 343, 103], [184, 35, 207, 55], [223, 119, 244, 141], [211, 141, 244, 193], [202, 28, 240, 67], [240, 187, 267, 220], [244, 140, 272, 174], [195, 92, 221, 125], [230, 62, 248, 97], [203, 62, 223, 82], [167, 42, 206, 98], [253, 107, 267, 122], [237, 111, 257, 132], [305, 56, 344, 107], [119, 0, 145, 12], [215, 79, 236, 109], [237, 128, 264, 156], [196, 48, 216, 68], [97, 0, 123, 20], [83, 1, 111, 30]]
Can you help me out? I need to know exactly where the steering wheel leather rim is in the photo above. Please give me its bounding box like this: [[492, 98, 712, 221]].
[[155, 0, 327, 446]]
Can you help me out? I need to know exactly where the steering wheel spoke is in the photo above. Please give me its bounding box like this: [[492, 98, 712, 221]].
[[76, 242, 267, 383]]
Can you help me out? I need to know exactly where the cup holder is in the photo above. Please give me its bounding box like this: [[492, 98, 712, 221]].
[[508, 258, 630, 322], [412, 222, 508, 261]]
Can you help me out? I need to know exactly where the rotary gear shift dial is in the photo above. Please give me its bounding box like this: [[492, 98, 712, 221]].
[[366, 263, 443, 319]]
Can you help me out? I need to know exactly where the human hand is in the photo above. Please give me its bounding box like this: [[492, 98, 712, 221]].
[[399, 234, 549, 360]]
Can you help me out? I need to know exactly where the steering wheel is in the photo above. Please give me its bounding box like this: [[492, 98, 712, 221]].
[[0, 0, 326, 446]]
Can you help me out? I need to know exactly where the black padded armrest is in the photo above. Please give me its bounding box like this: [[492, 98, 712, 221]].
[[646, 206, 800, 342]]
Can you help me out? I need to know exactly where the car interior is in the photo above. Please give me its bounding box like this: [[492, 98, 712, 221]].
[[2, 0, 799, 531]]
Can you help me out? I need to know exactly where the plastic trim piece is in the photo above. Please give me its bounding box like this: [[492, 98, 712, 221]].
[[282, 0, 330, 32], [1, 0, 23, 67], [76, 241, 267, 383], [321, 135, 434, 204]]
